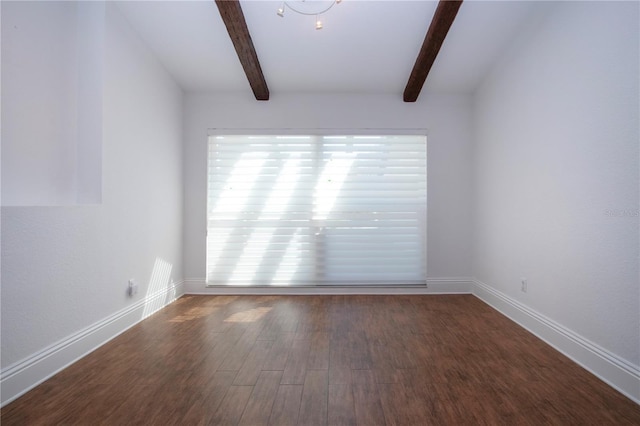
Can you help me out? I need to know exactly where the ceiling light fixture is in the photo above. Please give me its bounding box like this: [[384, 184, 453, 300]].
[[277, 0, 342, 30]]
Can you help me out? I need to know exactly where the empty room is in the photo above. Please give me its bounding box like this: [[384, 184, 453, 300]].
[[1, 0, 639, 424]]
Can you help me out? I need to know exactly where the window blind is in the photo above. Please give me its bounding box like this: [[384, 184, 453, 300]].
[[206, 134, 427, 286]]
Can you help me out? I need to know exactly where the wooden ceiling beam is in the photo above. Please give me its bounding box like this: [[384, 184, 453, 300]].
[[215, 0, 269, 101], [403, 0, 463, 102]]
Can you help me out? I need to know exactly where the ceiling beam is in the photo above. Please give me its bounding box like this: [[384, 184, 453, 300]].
[[403, 0, 463, 102], [215, 0, 269, 101]]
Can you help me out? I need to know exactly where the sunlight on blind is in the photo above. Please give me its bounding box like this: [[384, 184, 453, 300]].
[[206, 135, 427, 286]]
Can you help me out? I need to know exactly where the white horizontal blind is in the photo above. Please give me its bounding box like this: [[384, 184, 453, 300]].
[[207, 135, 427, 286]]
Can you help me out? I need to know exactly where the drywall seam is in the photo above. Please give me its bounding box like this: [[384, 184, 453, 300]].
[[0, 281, 185, 407], [183, 277, 472, 295], [472, 279, 640, 404]]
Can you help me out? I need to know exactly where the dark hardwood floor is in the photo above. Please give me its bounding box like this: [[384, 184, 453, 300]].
[[2, 295, 639, 425]]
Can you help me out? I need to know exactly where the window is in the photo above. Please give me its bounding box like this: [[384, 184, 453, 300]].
[[206, 134, 426, 286]]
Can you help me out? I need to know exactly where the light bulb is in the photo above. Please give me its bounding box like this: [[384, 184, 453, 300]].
[[277, 7, 284, 17], [315, 17, 323, 30]]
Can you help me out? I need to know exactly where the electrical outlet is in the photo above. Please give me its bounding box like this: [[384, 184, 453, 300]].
[[521, 278, 527, 293], [128, 279, 138, 297]]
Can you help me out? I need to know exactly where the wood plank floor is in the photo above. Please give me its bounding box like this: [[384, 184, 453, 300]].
[[2, 295, 639, 425]]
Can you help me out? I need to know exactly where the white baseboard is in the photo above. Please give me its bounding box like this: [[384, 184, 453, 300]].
[[472, 279, 640, 404], [0, 281, 185, 407], [183, 277, 472, 295]]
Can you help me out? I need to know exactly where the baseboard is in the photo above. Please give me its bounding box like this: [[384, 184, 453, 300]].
[[183, 277, 472, 295], [472, 279, 640, 404], [0, 281, 185, 407]]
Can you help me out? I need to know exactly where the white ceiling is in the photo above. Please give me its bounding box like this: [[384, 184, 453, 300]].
[[116, 0, 540, 95]]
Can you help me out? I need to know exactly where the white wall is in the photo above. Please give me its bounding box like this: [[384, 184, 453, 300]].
[[473, 0, 639, 394], [183, 92, 474, 292], [1, 2, 183, 403], [1, 1, 102, 206]]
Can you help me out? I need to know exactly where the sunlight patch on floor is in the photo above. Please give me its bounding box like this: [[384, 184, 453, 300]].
[[169, 306, 219, 323], [224, 307, 272, 323]]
